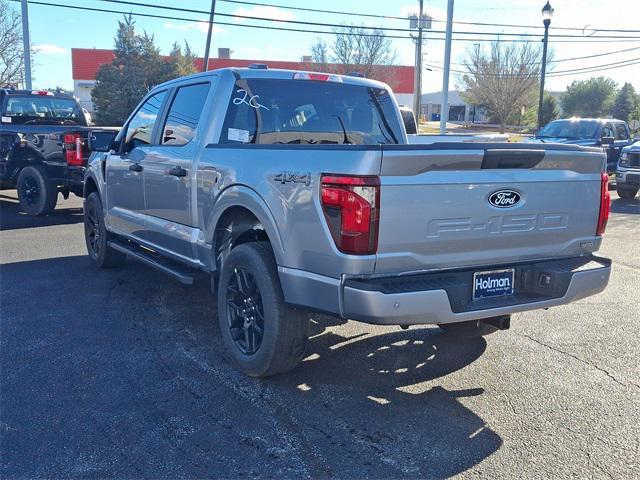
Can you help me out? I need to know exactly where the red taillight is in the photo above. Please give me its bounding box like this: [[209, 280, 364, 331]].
[[64, 133, 83, 166], [320, 174, 380, 255], [597, 172, 610, 235]]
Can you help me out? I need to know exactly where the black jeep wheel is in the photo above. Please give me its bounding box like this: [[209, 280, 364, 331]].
[[84, 192, 126, 268], [616, 185, 639, 200], [217, 242, 309, 377], [16, 165, 58, 216]]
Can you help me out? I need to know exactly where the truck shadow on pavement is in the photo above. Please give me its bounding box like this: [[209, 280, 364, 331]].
[[0, 192, 84, 231], [610, 196, 640, 215], [1, 256, 502, 479]]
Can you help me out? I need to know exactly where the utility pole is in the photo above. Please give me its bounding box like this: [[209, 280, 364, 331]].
[[21, 0, 32, 89], [202, 0, 217, 72], [409, 2, 432, 124], [439, 0, 454, 134], [412, 0, 424, 122]]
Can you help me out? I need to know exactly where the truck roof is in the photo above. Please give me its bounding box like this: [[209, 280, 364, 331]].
[[154, 67, 390, 92], [552, 117, 627, 124]]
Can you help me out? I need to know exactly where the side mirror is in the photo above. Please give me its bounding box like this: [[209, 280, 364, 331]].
[[601, 136, 615, 146], [88, 130, 118, 152]]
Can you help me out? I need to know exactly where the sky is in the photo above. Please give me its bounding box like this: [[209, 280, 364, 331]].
[[15, 0, 640, 94]]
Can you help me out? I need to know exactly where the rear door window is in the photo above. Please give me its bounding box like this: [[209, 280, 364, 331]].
[[220, 78, 402, 145], [161, 83, 211, 146]]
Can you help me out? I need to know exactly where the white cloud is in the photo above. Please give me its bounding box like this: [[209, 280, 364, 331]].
[[232, 6, 295, 24], [33, 44, 67, 55], [163, 21, 224, 35]]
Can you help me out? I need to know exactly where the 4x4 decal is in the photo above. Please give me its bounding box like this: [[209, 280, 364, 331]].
[[274, 171, 311, 186]]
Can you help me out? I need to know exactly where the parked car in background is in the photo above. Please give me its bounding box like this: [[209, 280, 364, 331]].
[[615, 141, 640, 199], [0, 89, 101, 215], [531, 118, 633, 173], [84, 67, 611, 377]]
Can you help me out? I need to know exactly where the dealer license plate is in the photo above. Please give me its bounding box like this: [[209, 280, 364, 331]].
[[473, 269, 515, 300]]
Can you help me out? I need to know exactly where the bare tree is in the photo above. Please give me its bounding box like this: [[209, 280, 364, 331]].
[[0, 0, 24, 87], [459, 42, 544, 132], [310, 25, 397, 83]]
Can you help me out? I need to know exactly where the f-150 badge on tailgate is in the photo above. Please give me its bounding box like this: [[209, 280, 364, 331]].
[[488, 190, 521, 208]]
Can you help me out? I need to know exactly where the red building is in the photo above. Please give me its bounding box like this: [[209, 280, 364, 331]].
[[71, 48, 415, 112]]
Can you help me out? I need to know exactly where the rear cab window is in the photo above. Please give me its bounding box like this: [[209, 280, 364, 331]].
[[1, 94, 85, 126], [220, 78, 402, 145]]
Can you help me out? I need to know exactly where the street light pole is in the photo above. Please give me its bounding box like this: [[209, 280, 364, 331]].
[[537, 1, 554, 131], [21, 0, 32, 90], [202, 0, 217, 72]]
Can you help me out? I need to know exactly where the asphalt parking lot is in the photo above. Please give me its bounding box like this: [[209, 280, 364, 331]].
[[1, 189, 639, 479]]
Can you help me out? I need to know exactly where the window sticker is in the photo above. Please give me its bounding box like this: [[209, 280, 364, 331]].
[[1, 116, 12, 123], [232, 89, 269, 110], [228, 128, 250, 143]]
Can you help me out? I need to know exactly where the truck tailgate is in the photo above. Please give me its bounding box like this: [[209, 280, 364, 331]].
[[375, 144, 606, 274]]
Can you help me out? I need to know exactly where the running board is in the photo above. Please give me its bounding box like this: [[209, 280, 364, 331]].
[[108, 240, 197, 285]]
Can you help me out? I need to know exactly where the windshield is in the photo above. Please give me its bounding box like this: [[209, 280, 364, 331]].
[[221, 78, 403, 145], [538, 120, 600, 139], [2, 95, 85, 125]]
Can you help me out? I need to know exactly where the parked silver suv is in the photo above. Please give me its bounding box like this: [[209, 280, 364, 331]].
[[84, 67, 611, 376]]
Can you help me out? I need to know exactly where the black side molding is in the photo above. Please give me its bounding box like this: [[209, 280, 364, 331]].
[[482, 149, 546, 169]]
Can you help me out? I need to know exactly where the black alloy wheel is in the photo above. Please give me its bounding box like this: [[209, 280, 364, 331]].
[[85, 199, 101, 259], [16, 165, 58, 216], [83, 192, 126, 268], [20, 175, 40, 207], [226, 267, 265, 355]]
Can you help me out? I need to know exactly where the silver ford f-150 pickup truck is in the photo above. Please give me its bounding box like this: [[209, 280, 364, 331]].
[[84, 67, 612, 377]]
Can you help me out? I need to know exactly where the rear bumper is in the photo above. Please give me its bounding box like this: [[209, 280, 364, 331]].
[[279, 255, 611, 326]]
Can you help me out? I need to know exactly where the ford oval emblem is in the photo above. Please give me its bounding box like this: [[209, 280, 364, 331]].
[[488, 190, 521, 208]]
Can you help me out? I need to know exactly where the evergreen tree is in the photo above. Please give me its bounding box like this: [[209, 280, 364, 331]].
[[169, 42, 197, 77], [611, 82, 640, 123], [92, 15, 147, 125], [91, 15, 197, 126]]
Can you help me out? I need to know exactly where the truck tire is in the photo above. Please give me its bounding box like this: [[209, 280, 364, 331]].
[[84, 192, 126, 268], [217, 242, 310, 377], [616, 185, 639, 200], [16, 165, 58, 216]]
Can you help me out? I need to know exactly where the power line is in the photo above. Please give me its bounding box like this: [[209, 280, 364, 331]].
[[217, 0, 640, 34], [547, 59, 640, 77], [14, 0, 640, 44], [428, 45, 640, 67], [91, 0, 640, 40], [10, 0, 409, 40], [425, 56, 640, 78], [216, 0, 407, 21]]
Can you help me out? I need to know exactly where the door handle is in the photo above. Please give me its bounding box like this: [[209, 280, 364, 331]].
[[167, 166, 187, 177], [129, 163, 143, 172]]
